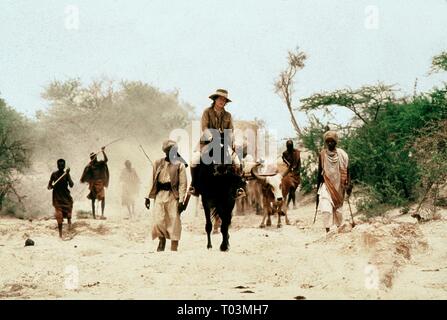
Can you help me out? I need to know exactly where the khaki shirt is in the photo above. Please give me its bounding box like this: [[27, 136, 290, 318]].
[[148, 158, 187, 201], [201, 106, 234, 146], [201, 106, 234, 132]]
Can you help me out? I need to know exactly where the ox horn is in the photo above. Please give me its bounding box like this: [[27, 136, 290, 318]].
[[251, 163, 266, 182]]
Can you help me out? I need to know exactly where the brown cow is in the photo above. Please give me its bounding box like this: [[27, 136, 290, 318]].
[[251, 164, 298, 228]]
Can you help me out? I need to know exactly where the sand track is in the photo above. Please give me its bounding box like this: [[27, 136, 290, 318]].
[[0, 197, 446, 300]]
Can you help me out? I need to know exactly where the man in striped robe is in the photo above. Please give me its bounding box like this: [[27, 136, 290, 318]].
[[316, 131, 352, 233]]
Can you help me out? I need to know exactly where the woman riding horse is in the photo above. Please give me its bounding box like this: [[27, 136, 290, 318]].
[[190, 89, 244, 251]]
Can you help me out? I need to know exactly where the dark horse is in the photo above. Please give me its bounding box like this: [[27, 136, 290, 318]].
[[196, 142, 245, 251]]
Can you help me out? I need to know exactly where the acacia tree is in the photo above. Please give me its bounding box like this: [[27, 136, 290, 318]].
[[430, 51, 447, 74], [300, 83, 396, 125], [410, 50, 447, 217], [412, 120, 447, 218], [0, 97, 32, 211], [274, 48, 307, 136], [37, 78, 194, 165]]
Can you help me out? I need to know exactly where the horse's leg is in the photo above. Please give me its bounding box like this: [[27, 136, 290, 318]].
[[101, 198, 105, 218], [284, 206, 291, 225], [91, 199, 96, 219], [203, 199, 213, 249], [291, 188, 297, 209], [287, 192, 293, 209], [219, 211, 231, 252]]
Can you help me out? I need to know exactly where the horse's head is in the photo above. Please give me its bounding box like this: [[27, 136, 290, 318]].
[[213, 163, 234, 176]]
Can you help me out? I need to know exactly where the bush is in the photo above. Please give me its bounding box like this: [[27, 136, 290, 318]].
[[299, 156, 318, 194], [343, 87, 447, 206], [0, 97, 33, 213], [297, 116, 326, 194]]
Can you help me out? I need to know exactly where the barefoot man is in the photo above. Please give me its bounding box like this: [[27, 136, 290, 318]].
[[80, 147, 109, 219], [47, 159, 74, 238], [316, 131, 352, 233]]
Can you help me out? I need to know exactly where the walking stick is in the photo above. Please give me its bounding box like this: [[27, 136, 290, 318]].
[[139, 144, 154, 166], [347, 196, 356, 227], [313, 194, 319, 224], [91, 137, 125, 157], [51, 168, 70, 187]]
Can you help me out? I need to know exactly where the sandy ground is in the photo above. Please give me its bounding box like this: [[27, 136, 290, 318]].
[[0, 194, 446, 300]]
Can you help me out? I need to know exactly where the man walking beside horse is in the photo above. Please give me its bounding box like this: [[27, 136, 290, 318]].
[[146, 140, 187, 252]]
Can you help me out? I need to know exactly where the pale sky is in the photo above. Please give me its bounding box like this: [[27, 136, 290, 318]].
[[1, 0, 446, 138]]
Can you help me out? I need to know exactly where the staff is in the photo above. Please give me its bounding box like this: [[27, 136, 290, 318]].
[[51, 168, 70, 187], [90, 137, 124, 158], [313, 193, 319, 224], [139, 144, 154, 167], [347, 196, 356, 227]]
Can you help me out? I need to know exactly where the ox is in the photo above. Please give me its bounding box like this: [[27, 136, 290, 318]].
[[251, 163, 299, 228]]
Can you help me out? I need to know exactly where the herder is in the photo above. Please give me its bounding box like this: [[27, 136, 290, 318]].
[[80, 147, 109, 219], [47, 159, 74, 238], [282, 139, 301, 209], [316, 131, 352, 233]]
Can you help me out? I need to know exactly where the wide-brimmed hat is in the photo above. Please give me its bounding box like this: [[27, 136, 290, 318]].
[[162, 139, 177, 153], [209, 89, 232, 102]]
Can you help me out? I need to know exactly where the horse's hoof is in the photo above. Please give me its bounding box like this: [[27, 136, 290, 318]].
[[286, 221, 291, 225], [259, 224, 265, 228], [277, 224, 282, 228], [266, 222, 272, 227], [220, 243, 229, 252], [207, 244, 212, 250]]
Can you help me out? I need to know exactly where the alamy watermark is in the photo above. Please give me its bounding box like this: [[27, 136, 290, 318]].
[[64, 5, 80, 31], [364, 5, 380, 30], [167, 121, 279, 166], [64, 265, 79, 290], [364, 264, 379, 290]]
